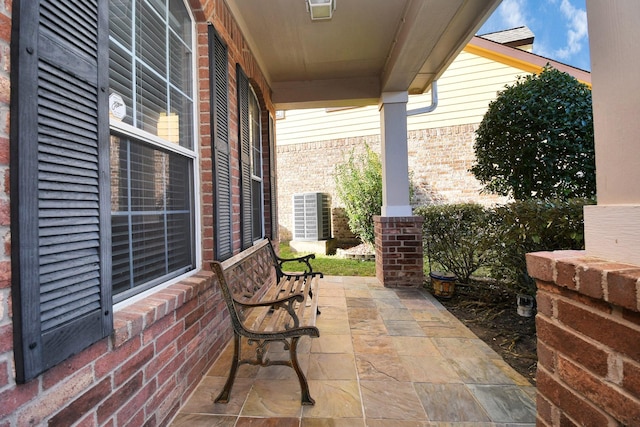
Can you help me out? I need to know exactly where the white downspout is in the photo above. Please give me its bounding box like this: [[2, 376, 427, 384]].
[[407, 81, 438, 116]]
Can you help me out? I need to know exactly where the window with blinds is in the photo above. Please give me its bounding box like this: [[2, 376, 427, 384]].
[[249, 87, 265, 241], [108, 0, 196, 300]]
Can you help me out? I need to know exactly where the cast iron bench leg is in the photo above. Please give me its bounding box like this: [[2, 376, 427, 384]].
[[290, 336, 315, 405], [215, 333, 241, 403]]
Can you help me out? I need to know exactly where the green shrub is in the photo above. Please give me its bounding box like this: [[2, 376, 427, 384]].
[[415, 203, 492, 283], [415, 199, 593, 293], [471, 66, 595, 201], [333, 145, 382, 246], [489, 198, 593, 294]]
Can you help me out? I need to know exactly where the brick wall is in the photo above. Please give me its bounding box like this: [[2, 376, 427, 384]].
[[407, 124, 507, 206], [0, 1, 277, 425], [374, 216, 424, 288], [527, 251, 640, 426], [0, 0, 14, 423], [1, 273, 231, 426], [276, 124, 507, 241], [331, 207, 356, 241], [276, 136, 378, 241]]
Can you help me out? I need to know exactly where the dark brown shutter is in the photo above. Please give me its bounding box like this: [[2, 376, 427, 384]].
[[10, 0, 112, 382], [236, 65, 252, 250], [209, 25, 232, 261]]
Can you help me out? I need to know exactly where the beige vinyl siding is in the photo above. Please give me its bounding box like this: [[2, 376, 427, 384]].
[[408, 51, 528, 131], [276, 106, 380, 145], [276, 49, 530, 144]]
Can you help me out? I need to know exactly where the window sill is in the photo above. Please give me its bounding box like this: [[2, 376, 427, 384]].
[[111, 269, 215, 348]]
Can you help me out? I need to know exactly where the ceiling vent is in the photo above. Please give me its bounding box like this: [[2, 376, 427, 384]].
[[293, 192, 331, 241]]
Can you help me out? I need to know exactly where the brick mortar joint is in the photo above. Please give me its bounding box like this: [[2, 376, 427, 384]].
[[112, 270, 215, 348], [373, 215, 424, 223], [537, 276, 640, 329], [538, 308, 626, 369], [529, 251, 640, 313]]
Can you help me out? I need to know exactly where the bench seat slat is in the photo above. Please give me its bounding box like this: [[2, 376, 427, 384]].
[[258, 275, 319, 333]]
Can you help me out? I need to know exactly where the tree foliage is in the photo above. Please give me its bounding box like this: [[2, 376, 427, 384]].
[[334, 145, 382, 246], [471, 66, 595, 201]]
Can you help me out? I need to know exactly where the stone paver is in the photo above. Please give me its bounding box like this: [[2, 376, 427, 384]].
[[171, 275, 536, 426]]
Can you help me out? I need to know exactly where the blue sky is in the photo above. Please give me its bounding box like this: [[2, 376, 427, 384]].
[[478, 0, 590, 71]]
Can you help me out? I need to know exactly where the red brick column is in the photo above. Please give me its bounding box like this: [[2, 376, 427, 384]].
[[527, 251, 640, 426], [374, 216, 424, 288]]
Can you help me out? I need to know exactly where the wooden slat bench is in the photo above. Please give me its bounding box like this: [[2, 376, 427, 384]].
[[212, 239, 322, 405]]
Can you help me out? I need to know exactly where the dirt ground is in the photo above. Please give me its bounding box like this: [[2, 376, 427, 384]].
[[432, 280, 538, 385]]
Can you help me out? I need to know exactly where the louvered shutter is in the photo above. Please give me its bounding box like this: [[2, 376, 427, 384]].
[[209, 26, 232, 261], [236, 65, 253, 250], [10, 0, 112, 383], [268, 115, 278, 240]]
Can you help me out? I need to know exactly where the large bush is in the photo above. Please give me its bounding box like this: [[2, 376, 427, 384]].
[[415, 203, 492, 283], [334, 145, 382, 246], [489, 198, 593, 294], [471, 66, 595, 201]]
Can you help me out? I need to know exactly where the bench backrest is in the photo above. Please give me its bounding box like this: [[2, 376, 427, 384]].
[[220, 239, 275, 302], [215, 240, 277, 326], [211, 261, 247, 333]]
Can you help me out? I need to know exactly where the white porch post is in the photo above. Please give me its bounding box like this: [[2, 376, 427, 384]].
[[528, 4, 640, 423], [374, 91, 424, 288], [379, 91, 411, 216], [584, 0, 640, 266]]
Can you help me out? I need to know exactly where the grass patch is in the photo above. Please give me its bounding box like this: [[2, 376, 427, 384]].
[[279, 241, 376, 277]]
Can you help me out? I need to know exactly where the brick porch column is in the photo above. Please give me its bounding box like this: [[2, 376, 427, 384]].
[[527, 251, 640, 426], [374, 215, 424, 288]]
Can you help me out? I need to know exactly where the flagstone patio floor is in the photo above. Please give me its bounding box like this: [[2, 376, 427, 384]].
[[171, 275, 536, 426]]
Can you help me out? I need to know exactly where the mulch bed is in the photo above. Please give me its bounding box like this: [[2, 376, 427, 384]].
[[431, 280, 538, 385]]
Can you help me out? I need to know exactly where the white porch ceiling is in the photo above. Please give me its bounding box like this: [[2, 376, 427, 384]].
[[226, 0, 501, 109]]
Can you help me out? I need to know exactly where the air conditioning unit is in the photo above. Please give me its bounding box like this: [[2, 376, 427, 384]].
[[293, 192, 331, 241]]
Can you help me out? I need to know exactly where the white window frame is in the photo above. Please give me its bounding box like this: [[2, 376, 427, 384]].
[[109, 0, 201, 305], [249, 85, 265, 241]]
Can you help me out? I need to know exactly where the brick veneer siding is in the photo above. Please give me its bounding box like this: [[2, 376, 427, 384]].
[[276, 124, 507, 241], [527, 251, 640, 426], [276, 136, 379, 241], [0, 1, 279, 425], [331, 207, 356, 241], [1, 273, 231, 426], [374, 216, 424, 288], [407, 124, 507, 206]]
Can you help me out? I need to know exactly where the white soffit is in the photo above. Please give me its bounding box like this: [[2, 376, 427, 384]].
[[226, 0, 501, 109]]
